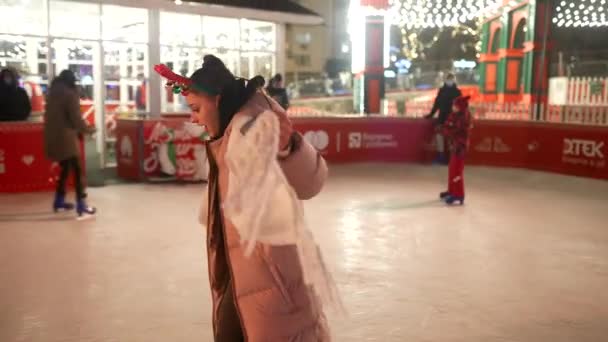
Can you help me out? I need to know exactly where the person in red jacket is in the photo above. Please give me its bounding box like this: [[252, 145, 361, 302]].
[[439, 95, 473, 205]]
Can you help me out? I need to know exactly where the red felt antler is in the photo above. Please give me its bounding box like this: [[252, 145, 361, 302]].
[[153, 64, 191, 86]]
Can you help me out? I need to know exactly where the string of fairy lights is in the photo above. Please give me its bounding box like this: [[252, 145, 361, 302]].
[[553, 0, 608, 28], [389, 0, 608, 29], [389, 0, 501, 29], [385, 0, 608, 60]]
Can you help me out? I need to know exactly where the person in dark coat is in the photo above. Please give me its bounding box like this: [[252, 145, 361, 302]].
[[265, 73, 290, 110], [0, 68, 31, 122], [425, 73, 462, 164], [44, 70, 96, 217]]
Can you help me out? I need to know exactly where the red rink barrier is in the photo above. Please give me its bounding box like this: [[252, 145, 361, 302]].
[[292, 117, 436, 163], [468, 121, 608, 180], [0, 122, 85, 193], [293, 117, 608, 180]]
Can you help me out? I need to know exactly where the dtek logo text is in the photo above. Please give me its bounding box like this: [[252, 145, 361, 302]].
[[563, 139, 604, 159], [348, 132, 362, 149]]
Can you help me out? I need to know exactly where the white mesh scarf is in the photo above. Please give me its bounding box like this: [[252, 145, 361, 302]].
[[222, 111, 343, 313]]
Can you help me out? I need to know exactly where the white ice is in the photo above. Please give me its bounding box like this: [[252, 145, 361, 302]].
[[1, 164, 607, 342]]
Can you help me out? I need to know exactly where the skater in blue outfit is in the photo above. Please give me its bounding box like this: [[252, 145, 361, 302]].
[[44, 70, 96, 217]]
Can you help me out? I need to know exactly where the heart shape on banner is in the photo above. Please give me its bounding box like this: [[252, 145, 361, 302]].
[[22, 155, 35, 166]]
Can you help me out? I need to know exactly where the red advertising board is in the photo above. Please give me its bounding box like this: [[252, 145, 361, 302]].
[[115, 119, 142, 181], [468, 121, 608, 180], [115, 116, 207, 182], [0, 122, 84, 193], [114, 116, 608, 184], [292, 117, 435, 163], [293, 117, 608, 180], [527, 124, 607, 179]]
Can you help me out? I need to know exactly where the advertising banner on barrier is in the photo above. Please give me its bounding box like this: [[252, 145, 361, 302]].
[[142, 119, 208, 181], [292, 117, 435, 163], [0, 123, 84, 193], [294, 117, 608, 180], [526, 124, 607, 180], [115, 119, 142, 181], [113, 116, 607, 184], [466, 121, 608, 180], [467, 121, 530, 168]]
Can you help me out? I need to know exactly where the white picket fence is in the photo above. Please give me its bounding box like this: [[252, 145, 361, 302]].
[[287, 101, 608, 126], [550, 76, 608, 106]]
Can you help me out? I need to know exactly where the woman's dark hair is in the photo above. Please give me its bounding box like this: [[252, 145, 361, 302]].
[[51, 70, 77, 89], [190, 55, 265, 137]]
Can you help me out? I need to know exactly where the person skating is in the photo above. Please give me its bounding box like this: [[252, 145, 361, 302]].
[[265, 73, 289, 110], [440, 95, 473, 205], [425, 73, 462, 164], [44, 70, 97, 217], [154, 55, 332, 341]]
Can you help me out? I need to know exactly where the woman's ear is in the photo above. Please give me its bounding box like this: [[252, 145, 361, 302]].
[[215, 95, 221, 108]]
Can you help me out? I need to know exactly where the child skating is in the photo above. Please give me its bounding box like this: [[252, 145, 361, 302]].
[[439, 95, 473, 205]]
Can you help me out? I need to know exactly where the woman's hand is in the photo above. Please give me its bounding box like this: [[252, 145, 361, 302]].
[[277, 110, 293, 151]]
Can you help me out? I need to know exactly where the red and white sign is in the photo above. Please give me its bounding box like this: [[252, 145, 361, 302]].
[[115, 119, 142, 181], [467, 121, 608, 180], [116, 117, 207, 182], [293, 117, 435, 163], [360, 0, 390, 9], [0, 122, 84, 193]]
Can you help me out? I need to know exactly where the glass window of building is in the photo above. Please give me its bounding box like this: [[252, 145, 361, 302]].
[[50, 1, 101, 40], [0, 1, 49, 102], [51, 39, 98, 99], [102, 5, 148, 43], [240, 19, 276, 79], [0, 0, 47, 36], [202, 16, 239, 50], [240, 19, 276, 52], [160, 12, 202, 47], [160, 45, 204, 112]]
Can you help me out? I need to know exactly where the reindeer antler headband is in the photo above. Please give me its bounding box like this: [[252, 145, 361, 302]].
[[153, 64, 220, 96], [153, 64, 193, 95]]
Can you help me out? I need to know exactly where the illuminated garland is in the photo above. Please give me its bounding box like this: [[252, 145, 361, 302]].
[[390, 0, 500, 29], [553, 0, 608, 28]]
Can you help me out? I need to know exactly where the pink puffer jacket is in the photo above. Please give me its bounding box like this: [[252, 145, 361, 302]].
[[204, 92, 330, 341]]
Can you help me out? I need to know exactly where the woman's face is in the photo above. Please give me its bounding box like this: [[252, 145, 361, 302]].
[[186, 91, 220, 137]]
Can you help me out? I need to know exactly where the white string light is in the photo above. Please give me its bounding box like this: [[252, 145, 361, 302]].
[[391, 0, 608, 28], [554, 0, 608, 27], [390, 0, 502, 29]]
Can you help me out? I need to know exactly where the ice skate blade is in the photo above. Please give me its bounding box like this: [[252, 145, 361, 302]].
[[76, 214, 96, 221]]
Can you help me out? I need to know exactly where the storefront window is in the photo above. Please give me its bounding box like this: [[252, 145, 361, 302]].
[[240, 19, 276, 52], [51, 39, 97, 99], [160, 12, 202, 47], [50, 1, 100, 40], [242, 52, 274, 79], [102, 5, 148, 43], [0, 0, 47, 36], [160, 45, 204, 112], [103, 42, 147, 107], [0, 34, 49, 105], [202, 16, 239, 50]]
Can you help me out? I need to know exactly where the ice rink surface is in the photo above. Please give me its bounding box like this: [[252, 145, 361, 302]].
[[1, 164, 607, 342]]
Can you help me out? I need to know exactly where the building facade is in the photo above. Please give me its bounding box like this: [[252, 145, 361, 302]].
[[0, 0, 320, 166], [286, 0, 350, 82]]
